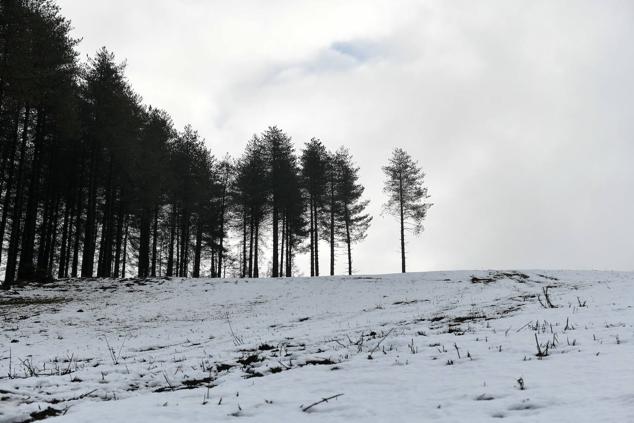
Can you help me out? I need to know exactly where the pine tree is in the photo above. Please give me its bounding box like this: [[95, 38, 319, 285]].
[[234, 136, 268, 278], [300, 138, 327, 277], [1, 0, 80, 287], [334, 148, 372, 276], [279, 155, 307, 277], [80, 48, 136, 278], [214, 156, 233, 277], [382, 148, 432, 273], [166, 125, 213, 278], [322, 150, 343, 276], [262, 126, 295, 278], [133, 107, 174, 278]]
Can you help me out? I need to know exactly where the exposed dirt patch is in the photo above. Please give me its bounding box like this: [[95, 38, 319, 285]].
[[304, 358, 337, 366], [471, 271, 530, 284], [257, 343, 275, 351], [27, 406, 65, 422], [181, 377, 215, 388], [393, 299, 429, 305], [237, 353, 262, 367], [0, 297, 69, 307], [216, 363, 235, 372]]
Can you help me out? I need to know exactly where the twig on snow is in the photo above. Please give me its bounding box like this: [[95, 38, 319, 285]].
[[301, 394, 344, 412]]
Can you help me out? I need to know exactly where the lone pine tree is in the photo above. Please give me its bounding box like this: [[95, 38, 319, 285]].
[[382, 148, 432, 273]]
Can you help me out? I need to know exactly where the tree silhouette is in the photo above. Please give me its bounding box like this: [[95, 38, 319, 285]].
[[300, 138, 328, 277], [382, 148, 432, 273], [334, 148, 372, 275], [0, 0, 377, 285]]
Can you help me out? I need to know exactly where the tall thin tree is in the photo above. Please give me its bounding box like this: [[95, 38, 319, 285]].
[[300, 139, 327, 277], [334, 148, 372, 276], [382, 148, 432, 273]]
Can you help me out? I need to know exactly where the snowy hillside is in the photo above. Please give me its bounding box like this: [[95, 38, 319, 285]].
[[1, 271, 633, 422]]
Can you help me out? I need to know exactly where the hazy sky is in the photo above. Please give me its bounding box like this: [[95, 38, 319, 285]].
[[57, 0, 634, 274]]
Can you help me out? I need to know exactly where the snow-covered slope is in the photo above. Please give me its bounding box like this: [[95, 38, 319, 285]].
[[1, 271, 633, 422]]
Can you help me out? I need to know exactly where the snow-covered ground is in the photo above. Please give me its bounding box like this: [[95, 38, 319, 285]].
[[1, 271, 633, 422]]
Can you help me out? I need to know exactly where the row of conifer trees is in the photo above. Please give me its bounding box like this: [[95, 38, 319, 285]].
[[0, 0, 378, 288]]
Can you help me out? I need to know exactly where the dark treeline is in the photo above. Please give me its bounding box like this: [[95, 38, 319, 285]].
[[0, 0, 376, 288]]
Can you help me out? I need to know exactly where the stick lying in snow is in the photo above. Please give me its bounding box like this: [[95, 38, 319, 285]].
[[301, 394, 344, 412]]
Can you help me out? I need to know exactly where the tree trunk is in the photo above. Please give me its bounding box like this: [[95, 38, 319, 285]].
[[329, 184, 335, 276], [314, 201, 320, 277], [179, 209, 190, 277], [241, 211, 247, 278], [46, 196, 61, 277], [113, 196, 124, 278], [254, 219, 260, 278], [3, 105, 31, 288], [272, 203, 279, 277], [18, 106, 45, 281], [97, 159, 115, 277], [36, 158, 56, 278], [150, 206, 158, 277], [81, 136, 99, 278], [399, 175, 406, 273], [57, 190, 73, 278], [309, 197, 314, 277], [70, 178, 84, 278], [121, 216, 129, 278], [285, 219, 292, 277], [210, 242, 216, 278], [166, 204, 176, 277], [158, 243, 163, 277], [345, 206, 352, 276], [248, 212, 254, 278], [192, 216, 202, 278], [0, 110, 21, 271], [279, 213, 285, 277], [175, 219, 180, 276], [217, 192, 226, 278], [63, 209, 74, 278], [138, 206, 151, 278]]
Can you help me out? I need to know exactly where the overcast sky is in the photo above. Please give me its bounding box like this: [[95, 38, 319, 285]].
[[57, 0, 634, 274]]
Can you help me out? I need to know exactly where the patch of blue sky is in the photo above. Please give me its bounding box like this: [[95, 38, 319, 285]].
[[331, 40, 379, 62]]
